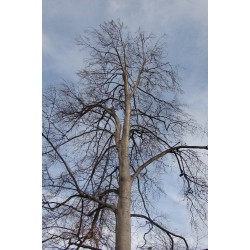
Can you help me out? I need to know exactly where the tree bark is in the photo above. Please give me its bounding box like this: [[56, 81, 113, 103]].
[[115, 124, 132, 249], [115, 66, 132, 249], [115, 155, 131, 250]]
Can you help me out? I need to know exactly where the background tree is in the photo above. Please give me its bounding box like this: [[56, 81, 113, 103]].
[[42, 20, 208, 250]]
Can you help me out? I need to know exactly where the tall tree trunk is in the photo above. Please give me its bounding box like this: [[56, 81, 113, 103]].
[[115, 64, 132, 249], [115, 142, 132, 250]]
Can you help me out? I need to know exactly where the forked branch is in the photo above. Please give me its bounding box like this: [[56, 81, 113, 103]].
[[42, 133, 116, 212], [131, 145, 208, 182], [131, 213, 189, 250]]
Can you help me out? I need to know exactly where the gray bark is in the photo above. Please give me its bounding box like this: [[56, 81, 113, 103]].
[[115, 154, 132, 250], [115, 66, 132, 249]]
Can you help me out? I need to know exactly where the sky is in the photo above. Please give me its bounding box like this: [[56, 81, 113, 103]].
[[43, 0, 208, 127], [2, 0, 250, 250], [43, 0, 208, 248]]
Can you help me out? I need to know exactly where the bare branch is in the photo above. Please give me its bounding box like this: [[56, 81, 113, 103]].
[[131, 145, 208, 182], [42, 133, 116, 212], [131, 213, 189, 250]]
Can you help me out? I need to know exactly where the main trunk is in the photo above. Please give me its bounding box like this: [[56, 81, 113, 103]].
[[115, 66, 132, 249], [115, 144, 132, 250]]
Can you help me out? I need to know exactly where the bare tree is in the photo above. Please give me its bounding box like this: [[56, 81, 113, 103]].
[[42, 20, 207, 250]]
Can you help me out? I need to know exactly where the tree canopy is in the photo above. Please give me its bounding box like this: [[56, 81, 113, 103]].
[[42, 20, 208, 250]]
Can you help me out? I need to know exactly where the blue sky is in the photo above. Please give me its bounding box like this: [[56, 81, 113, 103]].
[[43, 0, 208, 126], [43, 0, 208, 248]]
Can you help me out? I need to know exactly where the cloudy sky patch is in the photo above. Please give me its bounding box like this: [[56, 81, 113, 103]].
[[43, 0, 207, 127]]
